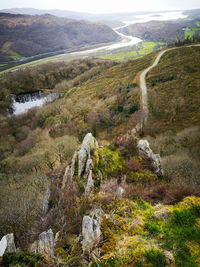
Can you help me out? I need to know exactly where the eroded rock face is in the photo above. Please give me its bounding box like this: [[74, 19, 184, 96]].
[[0, 233, 16, 257], [85, 170, 94, 195], [81, 208, 103, 253], [30, 229, 55, 257], [137, 139, 164, 176], [61, 166, 70, 190], [70, 151, 77, 180], [78, 133, 98, 177], [61, 133, 98, 194], [42, 185, 51, 213]]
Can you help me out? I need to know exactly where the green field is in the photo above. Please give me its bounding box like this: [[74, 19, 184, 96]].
[[1, 41, 21, 60], [185, 27, 200, 39], [196, 21, 200, 27], [103, 42, 165, 61]]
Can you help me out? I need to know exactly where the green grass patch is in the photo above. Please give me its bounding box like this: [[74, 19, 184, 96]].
[[185, 27, 200, 39], [103, 50, 138, 61], [103, 42, 165, 61], [144, 249, 167, 267], [139, 42, 164, 55], [195, 21, 200, 27]]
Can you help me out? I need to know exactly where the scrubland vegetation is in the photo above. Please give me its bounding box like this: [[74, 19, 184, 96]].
[[0, 43, 200, 266]]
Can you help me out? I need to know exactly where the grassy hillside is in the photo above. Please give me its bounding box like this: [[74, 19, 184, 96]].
[[145, 46, 200, 186], [147, 46, 200, 132], [0, 13, 118, 63]]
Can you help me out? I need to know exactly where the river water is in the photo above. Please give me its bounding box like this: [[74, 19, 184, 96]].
[[69, 11, 187, 56]]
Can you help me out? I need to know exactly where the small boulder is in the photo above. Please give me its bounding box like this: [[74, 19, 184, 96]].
[[0, 233, 16, 257], [30, 229, 55, 257], [81, 209, 103, 253]]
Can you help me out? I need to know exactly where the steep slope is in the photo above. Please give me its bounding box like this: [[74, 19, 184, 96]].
[[143, 46, 200, 186], [0, 13, 118, 62]]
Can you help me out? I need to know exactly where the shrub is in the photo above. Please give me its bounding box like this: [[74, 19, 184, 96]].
[[126, 158, 141, 172], [170, 209, 196, 228], [114, 134, 137, 158], [126, 169, 158, 185], [2, 252, 43, 267], [15, 136, 37, 156], [98, 147, 125, 178]]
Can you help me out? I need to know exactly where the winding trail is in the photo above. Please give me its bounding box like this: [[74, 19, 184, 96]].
[[139, 44, 200, 116], [131, 44, 200, 135]]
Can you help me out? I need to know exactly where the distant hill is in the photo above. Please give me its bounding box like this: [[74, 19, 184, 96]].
[[0, 13, 118, 62], [183, 8, 200, 19], [119, 19, 199, 43], [0, 8, 176, 22]]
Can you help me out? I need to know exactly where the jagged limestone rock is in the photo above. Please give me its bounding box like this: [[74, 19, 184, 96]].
[[30, 229, 55, 257], [81, 209, 103, 253], [62, 133, 98, 193], [89, 208, 104, 225], [78, 133, 98, 177], [71, 151, 77, 180], [0, 233, 16, 256], [85, 170, 94, 195], [61, 166, 70, 190], [137, 139, 164, 176], [86, 158, 93, 173], [42, 185, 51, 213]]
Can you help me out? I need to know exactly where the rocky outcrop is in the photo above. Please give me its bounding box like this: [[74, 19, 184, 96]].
[[81, 208, 103, 253], [61, 133, 98, 195], [42, 185, 51, 213], [30, 229, 55, 257], [137, 139, 164, 176], [78, 133, 98, 177], [0, 233, 16, 257]]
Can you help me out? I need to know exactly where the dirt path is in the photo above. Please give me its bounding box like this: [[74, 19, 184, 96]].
[[139, 44, 200, 116]]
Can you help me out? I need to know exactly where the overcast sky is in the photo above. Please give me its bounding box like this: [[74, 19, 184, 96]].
[[1, 0, 200, 13]]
